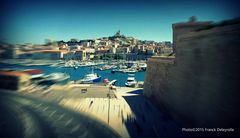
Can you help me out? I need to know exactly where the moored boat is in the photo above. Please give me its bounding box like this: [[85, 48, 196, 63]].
[[97, 65, 117, 71], [111, 68, 137, 73], [80, 69, 101, 83], [139, 63, 147, 71], [38, 72, 70, 85], [125, 74, 137, 87]]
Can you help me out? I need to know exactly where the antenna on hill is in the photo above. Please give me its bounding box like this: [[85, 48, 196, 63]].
[[189, 16, 197, 22], [115, 30, 121, 36]]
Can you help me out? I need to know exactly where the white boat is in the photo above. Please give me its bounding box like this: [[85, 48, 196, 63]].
[[139, 63, 147, 71], [111, 68, 137, 73], [119, 64, 128, 69], [80, 70, 101, 84], [44, 73, 70, 82], [122, 68, 137, 73], [50, 63, 60, 67], [97, 65, 117, 71], [125, 74, 137, 87], [38, 72, 70, 85], [73, 65, 78, 69]]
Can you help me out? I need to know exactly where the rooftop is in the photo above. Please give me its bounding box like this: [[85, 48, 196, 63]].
[[33, 50, 69, 53], [0, 71, 27, 76]]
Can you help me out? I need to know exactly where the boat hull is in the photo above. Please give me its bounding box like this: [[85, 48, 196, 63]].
[[125, 82, 136, 87], [92, 77, 101, 82], [81, 76, 101, 84]]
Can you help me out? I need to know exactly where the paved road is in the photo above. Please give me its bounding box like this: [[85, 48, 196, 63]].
[[20, 85, 188, 138], [0, 91, 120, 138]]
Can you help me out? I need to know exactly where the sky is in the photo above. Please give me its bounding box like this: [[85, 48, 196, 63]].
[[0, 0, 239, 44]]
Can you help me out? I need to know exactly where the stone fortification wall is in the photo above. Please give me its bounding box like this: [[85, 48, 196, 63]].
[[144, 22, 240, 127]]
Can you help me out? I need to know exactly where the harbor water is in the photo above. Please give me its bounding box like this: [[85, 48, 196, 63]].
[[0, 63, 145, 86]]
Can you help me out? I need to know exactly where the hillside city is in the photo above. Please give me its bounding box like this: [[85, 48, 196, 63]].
[[0, 31, 173, 61]]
